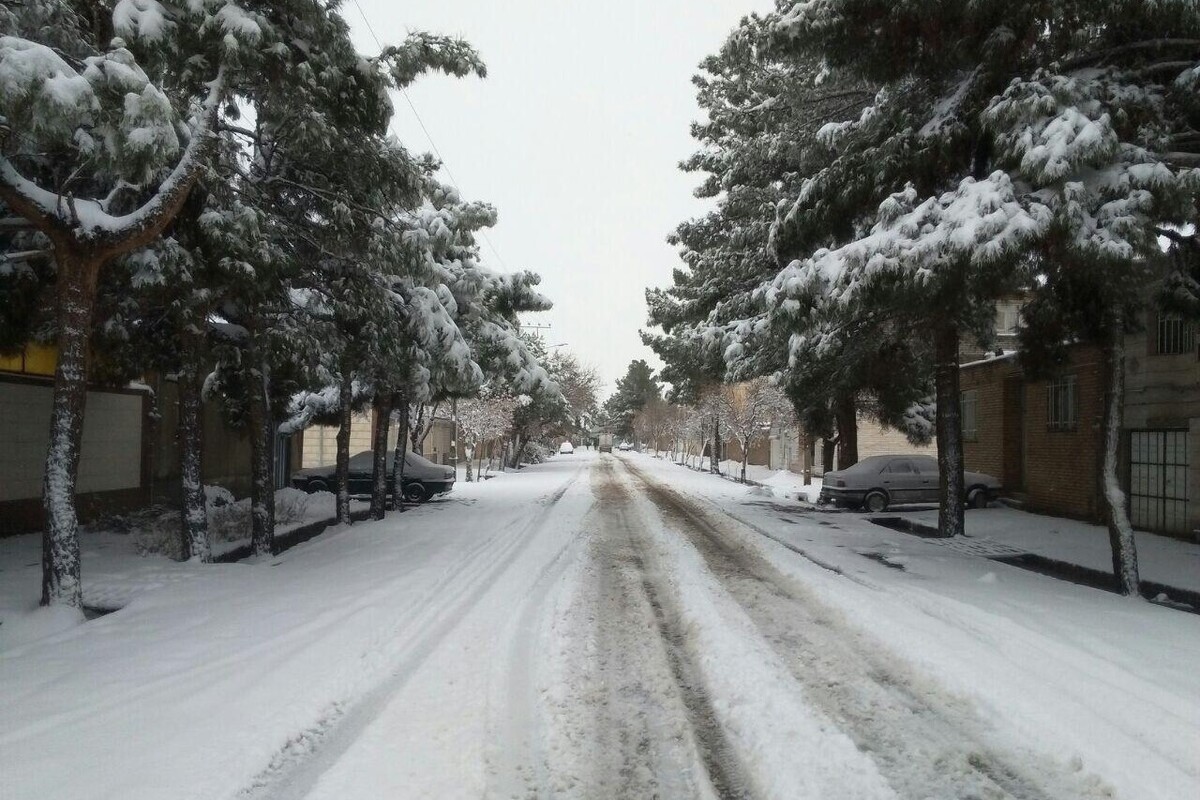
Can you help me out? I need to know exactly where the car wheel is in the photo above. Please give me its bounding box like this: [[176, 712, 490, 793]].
[[307, 479, 329, 494], [862, 490, 889, 513], [402, 482, 430, 503], [967, 486, 989, 509]]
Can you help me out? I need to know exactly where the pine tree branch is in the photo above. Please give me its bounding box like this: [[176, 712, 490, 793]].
[[1062, 39, 1200, 70]]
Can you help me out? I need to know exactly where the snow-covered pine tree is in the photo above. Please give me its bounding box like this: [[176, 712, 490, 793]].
[[769, 0, 1200, 576], [647, 11, 930, 472], [0, 0, 272, 606]]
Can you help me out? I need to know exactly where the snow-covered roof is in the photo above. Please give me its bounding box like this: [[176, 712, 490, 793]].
[[959, 350, 1019, 371]]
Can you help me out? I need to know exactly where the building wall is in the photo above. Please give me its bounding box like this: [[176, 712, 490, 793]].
[[299, 414, 458, 468], [0, 375, 150, 535], [149, 376, 254, 501], [1124, 324, 1200, 536], [959, 357, 1016, 485], [962, 345, 1109, 525], [417, 418, 455, 466], [301, 412, 378, 469], [724, 437, 771, 467], [811, 417, 937, 474], [1023, 347, 1106, 522]]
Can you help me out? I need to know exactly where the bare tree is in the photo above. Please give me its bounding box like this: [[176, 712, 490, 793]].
[[720, 379, 789, 484]]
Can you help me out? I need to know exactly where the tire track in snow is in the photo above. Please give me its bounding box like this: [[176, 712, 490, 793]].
[[581, 457, 746, 799], [622, 457, 1111, 800], [241, 466, 587, 800]]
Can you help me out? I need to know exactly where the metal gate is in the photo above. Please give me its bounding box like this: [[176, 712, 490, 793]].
[[1128, 430, 1189, 533]]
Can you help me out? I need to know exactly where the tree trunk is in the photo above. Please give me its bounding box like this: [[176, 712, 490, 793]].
[[370, 392, 393, 520], [822, 437, 836, 473], [41, 249, 101, 608], [934, 322, 965, 537], [465, 444, 474, 482], [335, 372, 353, 526], [392, 394, 409, 512], [1101, 311, 1141, 596], [247, 354, 275, 556], [710, 417, 721, 474], [177, 332, 211, 563], [834, 393, 859, 469], [477, 442, 485, 479], [408, 402, 425, 454], [741, 437, 750, 483]]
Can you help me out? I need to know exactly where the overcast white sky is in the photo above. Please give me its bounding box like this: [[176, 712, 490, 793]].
[[347, 1, 773, 397]]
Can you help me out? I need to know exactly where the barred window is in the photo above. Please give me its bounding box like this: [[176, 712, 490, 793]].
[[961, 390, 978, 441], [1047, 375, 1077, 431], [1156, 315, 1196, 356]]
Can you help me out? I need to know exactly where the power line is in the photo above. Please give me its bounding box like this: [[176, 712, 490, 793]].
[[350, 0, 512, 272]]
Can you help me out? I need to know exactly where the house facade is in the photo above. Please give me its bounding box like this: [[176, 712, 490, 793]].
[[959, 314, 1199, 540]]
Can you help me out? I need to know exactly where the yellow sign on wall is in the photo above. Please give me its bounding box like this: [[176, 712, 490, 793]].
[[0, 344, 58, 377]]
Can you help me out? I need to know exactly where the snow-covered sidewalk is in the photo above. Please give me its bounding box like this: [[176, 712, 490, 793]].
[[896, 504, 1200, 595], [655, 452, 1200, 595]]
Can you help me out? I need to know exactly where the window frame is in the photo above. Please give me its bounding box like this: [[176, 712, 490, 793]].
[[960, 389, 978, 442], [1046, 374, 1078, 432], [1155, 314, 1197, 356]]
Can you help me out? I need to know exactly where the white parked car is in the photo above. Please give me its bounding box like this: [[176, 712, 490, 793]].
[[618, 442, 632, 451], [559, 441, 574, 454]]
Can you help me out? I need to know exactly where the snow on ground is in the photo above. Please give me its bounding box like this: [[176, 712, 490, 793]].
[[644, 453, 824, 501], [634, 452, 1200, 800], [896, 504, 1200, 593], [0, 490, 366, 650], [0, 457, 588, 800], [2, 449, 1197, 799]]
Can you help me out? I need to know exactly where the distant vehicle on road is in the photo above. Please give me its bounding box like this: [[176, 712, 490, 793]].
[[291, 450, 455, 503], [559, 441, 574, 454], [598, 433, 614, 453], [618, 441, 632, 452], [819, 455, 1000, 513]]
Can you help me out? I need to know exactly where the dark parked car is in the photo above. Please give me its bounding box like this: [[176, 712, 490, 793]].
[[291, 450, 455, 503], [819, 455, 1000, 513]]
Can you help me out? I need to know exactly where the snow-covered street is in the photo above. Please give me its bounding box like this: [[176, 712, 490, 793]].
[[3, 449, 1196, 800]]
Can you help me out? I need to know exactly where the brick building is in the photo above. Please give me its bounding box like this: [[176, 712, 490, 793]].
[[959, 314, 1199, 540], [959, 346, 1107, 522]]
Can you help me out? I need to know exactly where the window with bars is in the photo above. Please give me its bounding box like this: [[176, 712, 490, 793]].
[[1046, 375, 1077, 431], [961, 390, 978, 441], [1156, 315, 1196, 355]]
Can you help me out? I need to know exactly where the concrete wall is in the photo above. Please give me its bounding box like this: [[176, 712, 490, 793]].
[[299, 414, 457, 468], [811, 417, 936, 474], [0, 375, 150, 534], [301, 412, 378, 469], [149, 376, 254, 501]]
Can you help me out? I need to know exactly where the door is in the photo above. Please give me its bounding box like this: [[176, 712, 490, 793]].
[[912, 456, 940, 503], [1129, 430, 1189, 534], [347, 452, 374, 496], [882, 459, 921, 503]]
